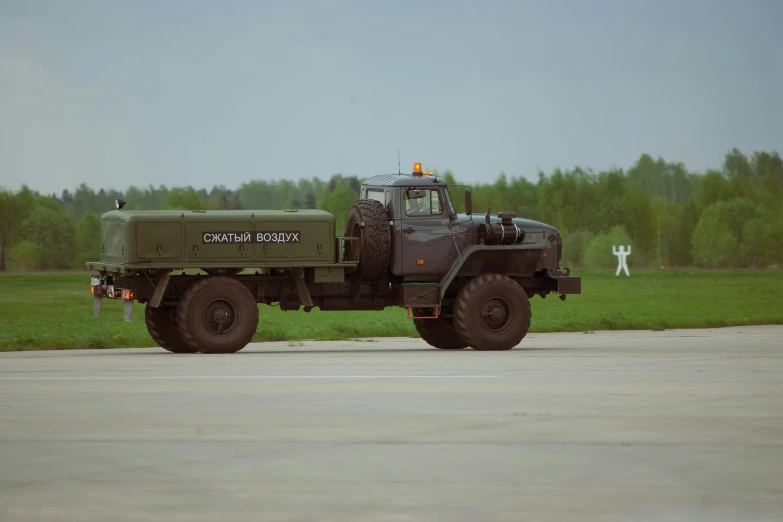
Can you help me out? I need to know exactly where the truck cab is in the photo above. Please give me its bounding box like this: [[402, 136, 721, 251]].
[[359, 163, 569, 288], [361, 172, 467, 279]]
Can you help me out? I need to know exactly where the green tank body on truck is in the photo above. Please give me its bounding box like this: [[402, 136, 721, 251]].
[[88, 163, 581, 354], [90, 208, 354, 275]]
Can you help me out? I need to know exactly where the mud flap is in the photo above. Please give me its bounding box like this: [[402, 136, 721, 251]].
[[149, 270, 171, 308], [122, 298, 133, 322], [94, 295, 103, 316], [292, 268, 314, 307]]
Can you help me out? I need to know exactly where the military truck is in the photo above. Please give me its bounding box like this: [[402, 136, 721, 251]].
[[87, 162, 580, 353]]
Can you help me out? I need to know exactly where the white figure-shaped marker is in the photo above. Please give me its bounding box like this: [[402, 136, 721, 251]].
[[613, 245, 631, 276]]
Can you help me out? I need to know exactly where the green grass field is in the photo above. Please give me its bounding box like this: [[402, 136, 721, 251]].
[[0, 270, 781, 351]]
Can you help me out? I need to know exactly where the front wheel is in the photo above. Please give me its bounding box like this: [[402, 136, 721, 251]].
[[453, 274, 531, 351], [176, 277, 259, 354]]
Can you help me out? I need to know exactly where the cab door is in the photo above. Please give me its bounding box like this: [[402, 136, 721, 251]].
[[400, 188, 455, 277]]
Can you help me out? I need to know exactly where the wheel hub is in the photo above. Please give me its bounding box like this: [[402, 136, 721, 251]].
[[204, 300, 236, 334], [481, 299, 509, 330]]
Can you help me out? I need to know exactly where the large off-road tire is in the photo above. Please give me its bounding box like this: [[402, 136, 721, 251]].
[[144, 303, 196, 353], [345, 199, 390, 281], [453, 274, 531, 351], [413, 308, 467, 350], [176, 276, 259, 354]]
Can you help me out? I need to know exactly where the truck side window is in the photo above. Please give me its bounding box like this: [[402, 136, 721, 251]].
[[405, 189, 443, 217], [367, 189, 384, 204]]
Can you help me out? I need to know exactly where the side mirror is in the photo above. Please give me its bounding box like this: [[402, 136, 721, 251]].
[[464, 190, 472, 215]]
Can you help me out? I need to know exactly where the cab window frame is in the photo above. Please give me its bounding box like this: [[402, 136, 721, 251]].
[[404, 188, 444, 217]]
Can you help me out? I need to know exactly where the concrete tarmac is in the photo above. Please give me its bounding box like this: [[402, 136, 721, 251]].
[[1, 326, 782, 522]]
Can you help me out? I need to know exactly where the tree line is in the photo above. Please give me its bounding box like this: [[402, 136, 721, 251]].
[[0, 148, 781, 271]]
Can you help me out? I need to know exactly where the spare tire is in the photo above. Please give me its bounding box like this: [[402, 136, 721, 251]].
[[345, 199, 391, 281]]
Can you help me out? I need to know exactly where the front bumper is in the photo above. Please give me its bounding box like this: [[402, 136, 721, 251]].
[[556, 276, 581, 294], [547, 269, 581, 295]]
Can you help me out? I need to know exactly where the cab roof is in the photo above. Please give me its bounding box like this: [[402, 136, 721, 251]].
[[362, 173, 446, 188]]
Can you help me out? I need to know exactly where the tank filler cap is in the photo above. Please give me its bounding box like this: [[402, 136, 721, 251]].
[[497, 211, 516, 225]]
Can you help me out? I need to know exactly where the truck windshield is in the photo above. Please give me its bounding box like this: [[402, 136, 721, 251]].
[[444, 188, 456, 215], [445, 185, 469, 214]]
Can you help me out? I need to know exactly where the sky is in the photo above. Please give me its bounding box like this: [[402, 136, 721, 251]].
[[0, 0, 781, 194]]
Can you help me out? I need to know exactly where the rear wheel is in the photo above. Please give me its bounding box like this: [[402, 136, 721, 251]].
[[413, 308, 467, 350], [453, 274, 531, 351], [144, 303, 196, 353], [177, 276, 259, 354]]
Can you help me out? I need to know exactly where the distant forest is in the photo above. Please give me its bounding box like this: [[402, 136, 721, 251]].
[[1, 148, 781, 271]]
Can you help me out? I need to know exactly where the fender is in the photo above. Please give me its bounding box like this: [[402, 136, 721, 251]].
[[439, 243, 550, 301]]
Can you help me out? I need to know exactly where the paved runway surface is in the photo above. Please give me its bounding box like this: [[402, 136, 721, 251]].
[[1, 326, 782, 521]]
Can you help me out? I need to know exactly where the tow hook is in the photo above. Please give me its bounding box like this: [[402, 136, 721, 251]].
[[559, 294, 566, 301]]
